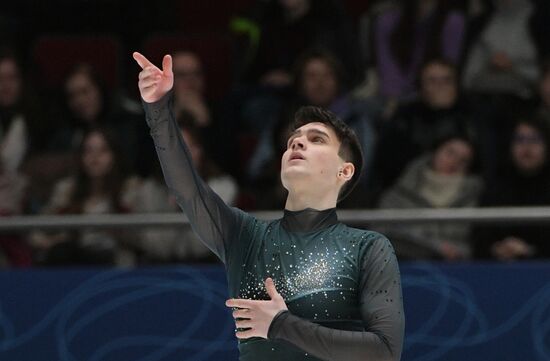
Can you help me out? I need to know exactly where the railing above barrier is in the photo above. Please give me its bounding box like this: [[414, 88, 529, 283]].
[[1, 207, 550, 231]]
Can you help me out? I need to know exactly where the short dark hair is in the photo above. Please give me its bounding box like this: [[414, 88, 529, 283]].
[[291, 106, 364, 202]]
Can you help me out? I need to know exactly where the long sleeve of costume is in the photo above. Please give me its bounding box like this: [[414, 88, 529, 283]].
[[142, 92, 245, 263], [268, 235, 405, 361]]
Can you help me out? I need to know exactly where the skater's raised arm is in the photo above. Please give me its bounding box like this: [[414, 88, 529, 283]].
[[133, 52, 246, 263]]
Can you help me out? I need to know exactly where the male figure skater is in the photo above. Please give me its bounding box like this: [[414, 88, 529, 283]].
[[133, 52, 404, 361]]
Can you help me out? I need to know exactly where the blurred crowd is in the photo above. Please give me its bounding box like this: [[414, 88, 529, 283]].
[[1, 0, 550, 268]]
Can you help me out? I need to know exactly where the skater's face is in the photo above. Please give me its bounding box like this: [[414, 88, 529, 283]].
[[281, 122, 352, 193]]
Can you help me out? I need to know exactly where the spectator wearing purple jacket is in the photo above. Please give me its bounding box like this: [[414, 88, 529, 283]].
[[374, 0, 465, 100]]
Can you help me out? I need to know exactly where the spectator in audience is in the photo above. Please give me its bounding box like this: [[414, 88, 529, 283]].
[[234, 0, 361, 88], [246, 117, 293, 210], [462, 0, 541, 98], [378, 135, 482, 260], [0, 166, 29, 267], [172, 50, 237, 177], [30, 128, 140, 266], [49, 63, 153, 177], [134, 113, 238, 263], [247, 49, 375, 208], [474, 117, 550, 260], [373, 0, 465, 100], [0, 51, 29, 173], [226, 0, 361, 169], [173, 51, 211, 127], [178, 113, 238, 208], [370, 59, 478, 203], [0, 49, 37, 266]]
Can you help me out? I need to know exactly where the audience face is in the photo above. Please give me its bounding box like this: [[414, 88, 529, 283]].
[[512, 123, 547, 174], [420, 62, 457, 109], [173, 52, 205, 96], [432, 139, 473, 175], [0, 58, 22, 108], [81, 131, 114, 179], [65, 70, 103, 123], [300, 58, 339, 108]]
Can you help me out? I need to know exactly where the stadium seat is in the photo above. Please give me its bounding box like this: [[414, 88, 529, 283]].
[[31, 34, 122, 90]]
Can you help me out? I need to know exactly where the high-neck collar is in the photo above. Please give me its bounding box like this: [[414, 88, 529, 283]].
[[281, 207, 338, 232]]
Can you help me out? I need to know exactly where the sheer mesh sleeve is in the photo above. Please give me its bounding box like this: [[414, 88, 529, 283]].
[[268, 235, 405, 361], [142, 92, 246, 263]]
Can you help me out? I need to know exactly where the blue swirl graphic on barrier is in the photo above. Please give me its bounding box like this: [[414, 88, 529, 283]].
[[402, 263, 550, 361], [532, 291, 550, 360], [56, 269, 234, 361], [0, 264, 549, 360], [0, 268, 237, 361], [0, 302, 14, 342], [0, 270, 126, 351]]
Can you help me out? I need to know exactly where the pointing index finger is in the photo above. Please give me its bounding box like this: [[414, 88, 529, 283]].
[[133, 52, 155, 70]]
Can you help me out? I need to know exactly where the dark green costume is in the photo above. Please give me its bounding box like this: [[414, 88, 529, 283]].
[[144, 93, 405, 361]]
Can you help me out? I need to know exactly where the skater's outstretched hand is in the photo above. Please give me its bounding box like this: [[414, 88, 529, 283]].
[[133, 52, 173, 103]]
